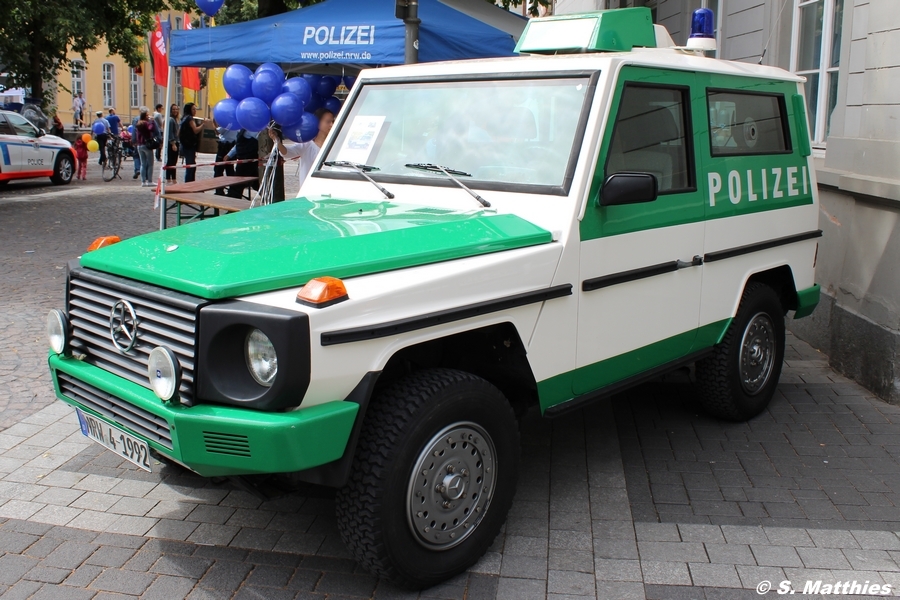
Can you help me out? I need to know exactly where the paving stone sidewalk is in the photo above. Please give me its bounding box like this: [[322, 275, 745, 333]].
[[4, 340, 900, 599]]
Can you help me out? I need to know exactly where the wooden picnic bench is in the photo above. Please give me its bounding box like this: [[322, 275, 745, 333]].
[[161, 176, 258, 226], [160, 192, 251, 226]]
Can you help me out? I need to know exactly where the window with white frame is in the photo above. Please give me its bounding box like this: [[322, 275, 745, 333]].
[[130, 68, 140, 107], [102, 63, 115, 107], [791, 0, 844, 145], [71, 60, 85, 98]]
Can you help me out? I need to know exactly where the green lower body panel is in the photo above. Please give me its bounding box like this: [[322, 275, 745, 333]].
[[48, 354, 358, 478], [537, 319, 731, 413], [793, 284, 820, 319]]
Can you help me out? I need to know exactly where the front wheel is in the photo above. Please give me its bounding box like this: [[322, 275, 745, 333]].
[[695, 282, 785, 421], [50, 153, 74, 185], [335, 369, 520, 589]]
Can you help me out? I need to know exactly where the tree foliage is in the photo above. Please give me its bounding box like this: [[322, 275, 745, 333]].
[[0, 0, 194, 106]]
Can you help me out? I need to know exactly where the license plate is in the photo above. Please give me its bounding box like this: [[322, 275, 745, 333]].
[[76, 409, 152, 472]]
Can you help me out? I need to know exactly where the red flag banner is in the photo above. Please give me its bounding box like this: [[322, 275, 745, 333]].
[[182, 15, 202, 91], [150, 15, 168, 87]]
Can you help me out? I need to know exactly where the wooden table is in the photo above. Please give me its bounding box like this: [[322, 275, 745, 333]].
[[165, 175, 257, 195], [160, 192, 251, 226]]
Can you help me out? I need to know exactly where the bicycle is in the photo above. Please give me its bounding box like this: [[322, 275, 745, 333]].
[[102, 135, 124, 182]]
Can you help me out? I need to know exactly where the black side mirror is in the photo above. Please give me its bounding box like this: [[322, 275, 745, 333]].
[[599, 172, 658, 207], [37, 128, 45, 137]]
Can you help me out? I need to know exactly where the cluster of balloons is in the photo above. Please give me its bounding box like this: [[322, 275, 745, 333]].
[[214, 63, 351, 143], [81, 133, 99, 152]]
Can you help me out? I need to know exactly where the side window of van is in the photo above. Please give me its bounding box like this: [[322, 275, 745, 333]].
[[707, 90, 790, 155], [605, 84, 693, 194]]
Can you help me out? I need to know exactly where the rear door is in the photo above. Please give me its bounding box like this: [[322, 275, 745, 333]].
[[0, 115, 23, 174], [573, 66, 707, 396]]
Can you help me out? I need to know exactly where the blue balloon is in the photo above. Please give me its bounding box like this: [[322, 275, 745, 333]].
[[255, 63, 285, 82], [304, 93, 323, 113], [223, 64, 253, 101], [235, 97, 271, 132], [127, 125, 134, 135], [92, 122, 106, 135], [251, 69, 283, 105], [342, 76, 356, 89], [324, 96, 342, 115], [213, 98, 240, 130], [270, 93, 304, 127], [284, 112, 319, 143], [282, 78, 312, 109], [302, 74, 322, 93], [195, 0, 224, 15], [316, 76, 338, 98]]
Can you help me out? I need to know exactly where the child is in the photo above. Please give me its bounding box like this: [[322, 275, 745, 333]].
[[73, 138, 88, 180]]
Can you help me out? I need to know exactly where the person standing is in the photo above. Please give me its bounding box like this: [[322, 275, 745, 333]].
[[226, 129, 259, 198], [91, 111, 110, 166], [72, 92, 85, 127], [213, 125, 237, 196], [106, 108, 121, 136], [179, 103, 205, 183], [269, 108, 335, 190], [130, 114, 142, 180], [165, 104, 180, 182], [134, 108, 157, 187], [73, 137, 88, 180], [153, 104, 165, 161], [50, 113, 65, 137]]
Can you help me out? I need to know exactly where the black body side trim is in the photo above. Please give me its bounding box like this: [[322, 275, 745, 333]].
[[543, 348, 714, 418], [583, 261, 678, 292], [289, 371, 381, 488], [582, 255, 703, 292], [704, 230, 822, 263], [321, 284, 573, 346]]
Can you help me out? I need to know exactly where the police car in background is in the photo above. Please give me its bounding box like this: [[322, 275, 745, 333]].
[[0, 109, 75, 187]]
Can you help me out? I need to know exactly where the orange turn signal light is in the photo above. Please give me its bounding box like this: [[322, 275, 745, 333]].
[[87, 236, 121, 252], [296, 276, 349, 308]]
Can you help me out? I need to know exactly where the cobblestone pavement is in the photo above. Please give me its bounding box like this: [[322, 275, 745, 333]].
[[3, 181, 900, 598]]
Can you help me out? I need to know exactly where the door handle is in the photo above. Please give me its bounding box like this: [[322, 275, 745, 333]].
[[676, 256, 703, 269]]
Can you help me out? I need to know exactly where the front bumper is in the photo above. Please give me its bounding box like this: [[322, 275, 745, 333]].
[[49, 354, 358, 478]]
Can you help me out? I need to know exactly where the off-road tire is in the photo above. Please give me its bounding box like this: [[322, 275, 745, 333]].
[[50, 153, 74, 185], [695, 282, 785, 421], [335, 368, 520, 589]]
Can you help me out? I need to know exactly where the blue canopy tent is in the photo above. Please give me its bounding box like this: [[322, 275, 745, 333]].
[[168, 0, 527, 70]]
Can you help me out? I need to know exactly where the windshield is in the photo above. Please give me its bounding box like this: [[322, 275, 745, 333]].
[[319, 76, 593, 193]]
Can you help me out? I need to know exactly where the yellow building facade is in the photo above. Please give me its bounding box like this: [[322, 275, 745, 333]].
[[53, 11, 212, 128]]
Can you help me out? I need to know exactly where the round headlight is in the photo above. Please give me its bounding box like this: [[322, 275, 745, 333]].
[[47, 309, 68, 354], [245, 328, 277, 387], [148, 347, 181, 402]]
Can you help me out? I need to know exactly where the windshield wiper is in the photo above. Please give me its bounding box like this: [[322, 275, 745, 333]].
[[405, 163, 491, 208], [323, 161, 395, 199]]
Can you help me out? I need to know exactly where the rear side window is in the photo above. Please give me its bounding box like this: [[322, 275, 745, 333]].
[[0, 116, 15, 136], [707, 90, 790, 156], [605, 85, 693, 194]]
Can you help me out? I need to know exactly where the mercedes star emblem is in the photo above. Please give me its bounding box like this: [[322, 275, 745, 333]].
[[109, 299, 139, 354]]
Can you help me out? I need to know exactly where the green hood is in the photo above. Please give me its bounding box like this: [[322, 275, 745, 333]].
[[80, 198, 552, 299]]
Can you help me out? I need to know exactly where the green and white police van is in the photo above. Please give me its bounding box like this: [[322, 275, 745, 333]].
[[46, 7, 821, 587]]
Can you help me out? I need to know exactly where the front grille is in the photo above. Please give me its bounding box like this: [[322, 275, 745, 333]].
[[202, 432, 251, 457], [58, 372, 173, 449], [67, 267, 205, 404]]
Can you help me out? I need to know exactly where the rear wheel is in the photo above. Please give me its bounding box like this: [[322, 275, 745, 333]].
[[695, 282, 785, 421], [50, 153, 74, 185], [102, 144, 120, 181], [335, 368, 519, 589]]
